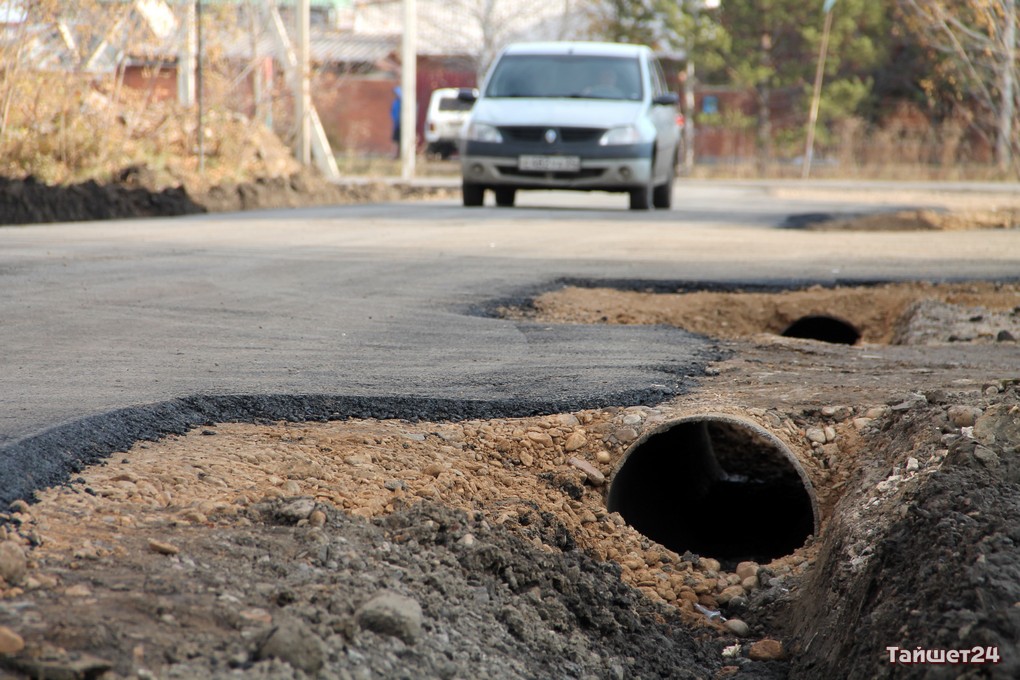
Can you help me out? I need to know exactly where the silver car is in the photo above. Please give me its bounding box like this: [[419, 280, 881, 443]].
[[458, 41, 682, 210]]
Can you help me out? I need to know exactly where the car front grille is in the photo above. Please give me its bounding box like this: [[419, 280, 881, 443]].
[[499, 126, 605, 144], [498, 166, 605, 180]]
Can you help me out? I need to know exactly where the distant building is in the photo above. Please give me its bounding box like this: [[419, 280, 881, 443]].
[[1, 1, 596, 156]]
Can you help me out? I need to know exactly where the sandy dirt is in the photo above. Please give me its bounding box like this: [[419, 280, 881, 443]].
[[1, 279, 1019, 679]]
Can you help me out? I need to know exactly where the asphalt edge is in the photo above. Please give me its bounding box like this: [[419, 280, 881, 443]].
[[0, 388, 708, 510]]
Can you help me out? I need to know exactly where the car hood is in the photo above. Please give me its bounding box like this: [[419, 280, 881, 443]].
[[470, 97, 645, 128]]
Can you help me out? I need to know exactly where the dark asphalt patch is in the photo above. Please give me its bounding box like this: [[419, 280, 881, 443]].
[[0, 383, 719, 510]]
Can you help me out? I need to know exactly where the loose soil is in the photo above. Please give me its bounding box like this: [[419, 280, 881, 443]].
[[1, 280, 1019, 679]]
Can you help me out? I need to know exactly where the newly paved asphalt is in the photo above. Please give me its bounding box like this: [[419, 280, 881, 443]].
[[2, 180, 1018, 503]]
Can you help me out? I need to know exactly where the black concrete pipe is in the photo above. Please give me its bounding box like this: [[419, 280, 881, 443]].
[[781, 315, 861, 345], [607, 414, 818, 567]]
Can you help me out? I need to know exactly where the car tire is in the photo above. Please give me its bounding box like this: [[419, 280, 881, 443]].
[[494, 188, 516, 207], [462, 182, 485, 207], [629, 182, 653, 210], [652, 162, 674, 209]]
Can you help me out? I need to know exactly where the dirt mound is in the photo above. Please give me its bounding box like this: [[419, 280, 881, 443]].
[[0, 174, 204, 225], [788, 388, 1020, 679], [198, 169, 456, 214], [1, 498, 737, 679], [509, 281, 1020, 345], [786, 208, 1020, 231], [0, 76, 456, 226], [0, 167, 456, 226]]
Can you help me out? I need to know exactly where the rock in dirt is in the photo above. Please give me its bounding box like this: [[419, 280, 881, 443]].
[[1, 645, 112, 679], [256, 496, 317, 525], [724, 619, 750, 637], [567, 457, 605, 486], [947, 405, 983, 428], [0, 625, 25, 655], [748, 638, 785, 661], [256, 618, 325, 675], [0, 542, 26, 585], [147, 539, 180, 555], [355, 590, 423, 645], [564, 432, 587, 451], [735, 561, 759, 581], [805, 427, 827, 444]]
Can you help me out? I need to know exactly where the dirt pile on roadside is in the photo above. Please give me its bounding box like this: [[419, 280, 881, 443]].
[[0, 167, 456, 226], [0, 173, 205, 225], [0, 81, 456, 226], [788, 208, 1020, 231]]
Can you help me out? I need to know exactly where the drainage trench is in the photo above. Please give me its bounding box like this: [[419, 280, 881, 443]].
[[781, 315, 861, 344], [607, 414, 818, 568]]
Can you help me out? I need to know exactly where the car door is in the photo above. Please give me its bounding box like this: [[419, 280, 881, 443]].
[[647, 56, 679, 182]]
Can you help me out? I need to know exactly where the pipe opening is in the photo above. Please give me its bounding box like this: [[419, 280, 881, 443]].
[[607, 416, 817, 568], [781, 315, 860, 345]]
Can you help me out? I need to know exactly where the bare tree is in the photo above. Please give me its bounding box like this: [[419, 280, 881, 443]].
[[900, 0, 1018, 172], [417, 0, 582, 78]]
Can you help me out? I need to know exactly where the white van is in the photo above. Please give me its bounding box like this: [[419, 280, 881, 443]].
[[458, 42, 682, 210], [424, 87, 474, 159]]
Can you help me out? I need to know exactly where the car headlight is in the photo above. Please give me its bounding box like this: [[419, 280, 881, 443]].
[[464, 122, 503, 143], [599, 125, 642, 146]]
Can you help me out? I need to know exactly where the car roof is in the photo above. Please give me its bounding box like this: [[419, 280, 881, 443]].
[[500, 41, 650, 59]]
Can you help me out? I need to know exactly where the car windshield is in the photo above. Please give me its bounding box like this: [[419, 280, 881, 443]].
[[484, 54, 643, 101]]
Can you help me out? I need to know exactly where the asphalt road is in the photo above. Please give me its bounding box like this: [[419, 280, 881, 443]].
[[2, 180, 1019, 503]]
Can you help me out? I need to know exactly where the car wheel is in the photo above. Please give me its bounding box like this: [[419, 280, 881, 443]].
[[652, 162, 674, 209], [462, 182, 485, 207], [494, 188, 516, 207], [629, 182, 653, 210]]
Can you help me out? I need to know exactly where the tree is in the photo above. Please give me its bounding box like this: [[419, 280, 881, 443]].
[[587, 0, 684, 50], [585, 0, 727, 70], [417, 0, 581, 78], [897, 0, 1018, 172], [711, 0, 890, 167]]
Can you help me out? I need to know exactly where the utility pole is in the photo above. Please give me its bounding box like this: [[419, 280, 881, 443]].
[[683, 1, 698, 175], [177, 0, 195, 107], [684, 52, 695, 174], [996, 0, 1016, 172], [803, 0, 836, 179], [683, 0, 720, 175], [295, 0, 311, 165], [401, 0, 417, 181], [196, 0, 204, 174]]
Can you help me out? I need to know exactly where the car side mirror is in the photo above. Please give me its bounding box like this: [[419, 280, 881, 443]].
[[653, 92, 680, 105], [457, 88, 479, 103]]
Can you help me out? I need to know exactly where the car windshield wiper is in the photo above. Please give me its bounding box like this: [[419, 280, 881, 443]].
[[564, 93, 632, 100]]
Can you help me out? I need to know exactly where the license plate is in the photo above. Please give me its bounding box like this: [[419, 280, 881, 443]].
[[518, 155, 581, 172]]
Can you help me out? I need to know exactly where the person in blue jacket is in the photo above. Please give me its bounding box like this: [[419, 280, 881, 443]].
[[391, 86, 401, 159]]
